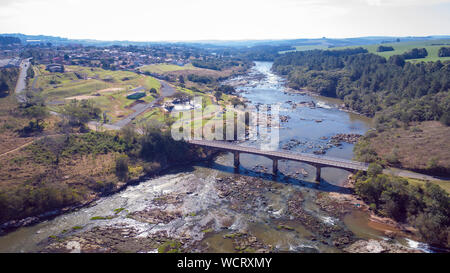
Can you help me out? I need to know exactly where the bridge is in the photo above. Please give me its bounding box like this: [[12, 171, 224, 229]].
[[187, 140, 369, 182]]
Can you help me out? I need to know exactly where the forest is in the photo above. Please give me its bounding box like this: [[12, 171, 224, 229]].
[[273, 48, 450, 126]]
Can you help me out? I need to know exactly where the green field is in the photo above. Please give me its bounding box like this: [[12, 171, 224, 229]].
[[31, 65, 161, 122], [279, 45, 329, 54], [405, 177, 450, 194], [139, 63, 200, 74], [34, 65, 161, 100], [331, 39, 450, 62], [133, 108, 167, 125], [282, 39, 450, 62]]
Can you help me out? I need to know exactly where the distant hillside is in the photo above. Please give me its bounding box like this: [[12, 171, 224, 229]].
[[1, 33, 449, 48], [0, 36, 21, 45]]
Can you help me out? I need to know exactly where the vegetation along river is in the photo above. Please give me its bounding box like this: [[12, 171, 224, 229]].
[[0, 62, 431, 253]]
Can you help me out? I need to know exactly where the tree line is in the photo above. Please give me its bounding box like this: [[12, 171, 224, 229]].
[[438, 47, 450, 57], [0, 36, 21, 46]]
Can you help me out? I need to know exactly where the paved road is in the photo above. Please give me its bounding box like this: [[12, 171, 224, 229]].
[[111, 80, 176, 128], [188, 139, 369, 172], [383, 168, 444, 182], [188, 140, 449, 181], [14, 59, 31, 103], [160, 80, 176, 97]]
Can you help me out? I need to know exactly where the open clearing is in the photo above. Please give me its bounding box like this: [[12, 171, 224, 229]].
[[368, 121, 450, 174], [31, 65, 161, 122], [139, 63, 201, 74], [140, 62, 243, 79]]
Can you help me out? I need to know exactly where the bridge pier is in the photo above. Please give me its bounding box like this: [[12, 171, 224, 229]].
[[315, 166, 321, 182], [186, 140, 369, 177], [272, 159, 278, 174], [233, 151, 240, 168]]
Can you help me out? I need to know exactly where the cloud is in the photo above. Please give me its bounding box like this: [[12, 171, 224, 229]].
[[0, 0, 448, 40], [363, 0, 450, 6]]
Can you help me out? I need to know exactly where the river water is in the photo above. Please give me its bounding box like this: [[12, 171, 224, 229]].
[[0, 62, 429, 253]]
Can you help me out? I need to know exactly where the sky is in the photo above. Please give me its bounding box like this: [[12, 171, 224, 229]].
[[0, 0, 449, 41]]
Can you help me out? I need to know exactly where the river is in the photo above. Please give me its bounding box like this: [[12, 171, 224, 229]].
[[0, 62, 430, 253]]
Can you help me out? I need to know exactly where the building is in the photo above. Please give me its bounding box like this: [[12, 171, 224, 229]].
[[46, 63, 64, 73]]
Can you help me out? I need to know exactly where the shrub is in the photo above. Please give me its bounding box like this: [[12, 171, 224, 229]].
[[115, 155, 129, 182], [385, 150, 400, 165], [426, 157, 439, 170], [367, 163, 383, 176]]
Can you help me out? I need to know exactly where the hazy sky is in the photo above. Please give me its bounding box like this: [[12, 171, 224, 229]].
[[0, 0, 449, 41]]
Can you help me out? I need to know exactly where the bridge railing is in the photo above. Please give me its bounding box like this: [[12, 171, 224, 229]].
[[188, 140, 369, 169]]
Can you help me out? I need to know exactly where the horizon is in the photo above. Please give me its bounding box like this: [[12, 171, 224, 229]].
[[1, 0, 450, 42], [3, 33, 450, 45]]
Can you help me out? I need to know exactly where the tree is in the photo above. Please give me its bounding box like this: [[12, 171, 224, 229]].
[[62, 99, 101, 127], [367, 163, 383, 177], [377, 45, 394, 52], [402, 48, 428, 59], [388, 55, 405, 67], [438, 47, 450, 57], [115, 155, 129, 182], [214, 91, 223, 101], [23, 105, 49, 128], [0, 81, 8, 97], [121, 124, 138, 152], [230, 97, 244, 107], [40, 136, 69, 166], [22, 89, 46, 108]]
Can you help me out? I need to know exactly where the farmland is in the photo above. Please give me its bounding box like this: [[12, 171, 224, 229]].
[[331, 39, 450, 62], [282, 39, 450, 63], [139, 63, 201, 74]]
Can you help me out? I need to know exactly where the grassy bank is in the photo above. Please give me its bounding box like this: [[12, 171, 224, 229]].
[[354, 121, 450, 176]]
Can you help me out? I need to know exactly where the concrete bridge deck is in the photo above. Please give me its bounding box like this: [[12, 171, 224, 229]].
[[187, 140, 369, 182]]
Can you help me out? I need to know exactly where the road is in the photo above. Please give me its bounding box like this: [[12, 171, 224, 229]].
[[93, 80, 177, 129], [14, 59, 31, 103], [188, 140, 450, 182], [112, 80, 176, 128], [383, 168, 444, 182], [187, 139, 369, 172]]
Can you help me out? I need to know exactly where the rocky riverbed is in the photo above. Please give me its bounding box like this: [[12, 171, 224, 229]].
[[38, 172, 355, 253], [37, 170, 424, 253]]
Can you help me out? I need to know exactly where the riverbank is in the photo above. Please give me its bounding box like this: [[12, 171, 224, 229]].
[[35, 173, 424, 253], [324, 175, 418, 236], [0, 143, 219, 237]]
